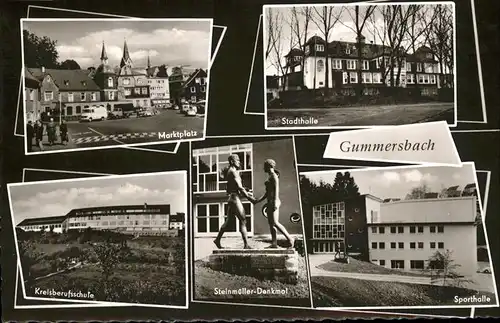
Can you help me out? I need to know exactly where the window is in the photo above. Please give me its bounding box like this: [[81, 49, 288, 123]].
[[406, 62, 412, 72], [417, 63, 423, 72], [191, 86, 196, 93], [379, 260, 386, 266], [68, 92, 74, 102], [379, 227, 385, 234], [437, 225, 444, 233], [79, 92, 85, 101], [371, 227, 377, 233], [201, 78, 206, 85], [438, 242, 444, 249], [108, 77, 113, 87], [430, 226, 436, 233], [410, 242, 416, 249], [430, 74, 436, 84], [191, 95, 197, 102], [391, 260, 405, 269], [349, 72, 358, 83], [44, 91, 53, 101], [407, 74, 415, 84], [345, 46, 351, 54], [109, 92, 115, 100], [391, 242, 396, 249], [398, 226, 404, 233], [315, 44, 324, 52], [332, 59, 342, 69], [201, 86, 206, 92], [362, 60, 369, 70], [374, 59, 380, 69], [134, 88, 140, 94], [372, 242, 377, 249], [362, 72, 372, 84], [390, 227, 396, 234], [342, 72, 349, 84], [430, 242, 436, 249], [379, 242, 385, 249], [410, 226, 416, 233], [418, 226, 424, 233], [66, 106, 73, 116], [347, 60, 356, 70], [410, 260, 425, 269], [123, 78, 130, 85], [91, 92, 97, 101], [398, 242, 404, 249], [418, 242, 424, 249], [373, 73, 381, 83], [317, 59, 324, 72], [142, 87, 148, 95]]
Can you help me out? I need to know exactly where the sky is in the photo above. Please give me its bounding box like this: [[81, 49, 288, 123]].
[[302, 164, 476, 201], [8, 172, 187, 225], [264, 3, 453, 75], [23, 19, 212, 69]]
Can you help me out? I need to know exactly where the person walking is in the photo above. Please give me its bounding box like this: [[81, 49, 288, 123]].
[[26, 121, 34, 152], [47, 118, 57, 146], [60, 120, 68, 145], [334, 241, 341, 259], [35, 120, 44, 151]]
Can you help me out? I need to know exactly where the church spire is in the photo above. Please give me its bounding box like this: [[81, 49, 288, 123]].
[[100, 41, 108, 64], [147, 51, 151, 69], [120, 39, 133, 68]]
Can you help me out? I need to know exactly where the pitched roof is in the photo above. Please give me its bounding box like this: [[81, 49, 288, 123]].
[[100, 41, 108, 61], [24, 68, 40, 88], [464, 183, 476, 190], [28, 68, 101, 91], [183, 69, 207, 88], [120, 40, 133, 68], [18, 215, 67, 227]]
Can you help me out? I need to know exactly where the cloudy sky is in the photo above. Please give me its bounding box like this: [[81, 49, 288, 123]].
[[9, 172, 187, 225], [23, 19, 212, 69], [302, 164, 476, 201], [264, 3, 452, 75]]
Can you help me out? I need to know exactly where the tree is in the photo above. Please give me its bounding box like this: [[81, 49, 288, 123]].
[[93, 240, 129, 282], [289, 7, 313, 77], [60, 59, 81, 70], [425, 250, 473, 293], [157, 64, 168, 77], [311, 6, 344, 91], [18, 240, 44, 288], [342, 5, 376, 96], [405, 183, 429, 200], [23, 30, 59, 68]]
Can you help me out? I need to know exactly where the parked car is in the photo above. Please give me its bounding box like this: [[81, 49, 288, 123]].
[[195, 100, 206, 115], [181, 103, 191, 114], [138, 108, 153, 117], [478, 265, 492, 274], [80, 105, 107, 122]]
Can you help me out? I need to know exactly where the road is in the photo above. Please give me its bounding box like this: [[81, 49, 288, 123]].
[[267, 102, 454, 127], [29, 109, 204, 152]]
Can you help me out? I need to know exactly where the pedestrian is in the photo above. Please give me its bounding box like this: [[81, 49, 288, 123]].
[[35, 120, 44, 151], [334, 241, 341, 259], [26, 121, 34, 152], [60, 119, 68, 145], [47, 118, 57, 146]]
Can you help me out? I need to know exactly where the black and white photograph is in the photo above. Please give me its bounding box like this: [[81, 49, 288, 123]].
[[300, 163, 497, 309], [190, 138, 312, 307], [7, 171, 188, 308], [263, 2, 456, 129], [22, 18, 212, 154]]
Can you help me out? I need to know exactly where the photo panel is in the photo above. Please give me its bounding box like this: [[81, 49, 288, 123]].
[[21, 18, 212, 154], [190, 136, 312, 308], [299, 163, 497, 310], [7, 171, 188, 308], [262, 2, 458, 130]]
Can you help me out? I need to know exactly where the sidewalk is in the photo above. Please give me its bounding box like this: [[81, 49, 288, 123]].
[[27, 125, 77, 152]]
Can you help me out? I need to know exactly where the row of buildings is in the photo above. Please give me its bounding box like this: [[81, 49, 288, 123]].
[[17, 204, 185, 236], [24, 40, 208, 122], [307, 186, 479, 276], [267, 35, 453, 101]]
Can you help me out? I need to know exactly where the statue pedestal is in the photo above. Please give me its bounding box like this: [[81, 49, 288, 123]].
[[208, 248, 299, 285]]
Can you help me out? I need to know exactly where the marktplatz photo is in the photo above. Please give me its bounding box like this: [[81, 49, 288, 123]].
[[22, 18, 212, 154]]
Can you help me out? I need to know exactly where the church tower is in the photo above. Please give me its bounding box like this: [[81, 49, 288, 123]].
[[120, 39, 133, 68], [100, 41, 108, 65]]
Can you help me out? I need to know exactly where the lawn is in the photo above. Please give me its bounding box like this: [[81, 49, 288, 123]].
[[193, 255, 311, 307], [317, 257, 432, 277], [312, 276, 497, 307]]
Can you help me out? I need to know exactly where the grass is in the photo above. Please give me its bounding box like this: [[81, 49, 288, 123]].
[[312, 276, 497, 307], [193, 255, 310, 307], [317, 257, 433, 277]]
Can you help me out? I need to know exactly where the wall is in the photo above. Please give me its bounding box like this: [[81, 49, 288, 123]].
[[60, 90, 101, 103], [378, 197, 476, 224], [25, 87, 41, 122], [368, 224, 477, 275], [40, 75, 60, 109], [252, 139, 302, 235], [344, 196, 369, 258]]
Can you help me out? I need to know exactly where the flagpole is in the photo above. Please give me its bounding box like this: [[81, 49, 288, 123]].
[[59, 93, 62, 125]]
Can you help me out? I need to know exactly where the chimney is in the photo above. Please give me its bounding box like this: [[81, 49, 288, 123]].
[[41, 66, 45, 73], [356, 34, 366, 44]]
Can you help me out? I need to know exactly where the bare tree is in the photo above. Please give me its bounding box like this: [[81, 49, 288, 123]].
[[265, 8, 288, 90], [342, 5, 376, 95], [311, 6, 344, 91], [289, 7, 313, 79]]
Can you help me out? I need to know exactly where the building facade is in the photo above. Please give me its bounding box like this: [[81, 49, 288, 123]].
[[182, 69, 208, 103], [17, 204, 183, 236], [282, 35, 443, 95], [192, 139, 302, 239], [169, 66, 197, 105], [308, 194, 478, 276], [24, 68, 41, 123]]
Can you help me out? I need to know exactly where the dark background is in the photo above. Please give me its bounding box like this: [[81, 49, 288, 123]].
[[1, 0, 499, 320]]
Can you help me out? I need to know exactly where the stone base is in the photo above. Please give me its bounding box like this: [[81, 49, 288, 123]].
[[209, 248, 299, 285]]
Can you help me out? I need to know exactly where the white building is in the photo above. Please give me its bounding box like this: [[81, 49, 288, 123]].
[[368, 196, 478, 275], [148, 77, 170, 106], [17, 215, 67, 234]]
